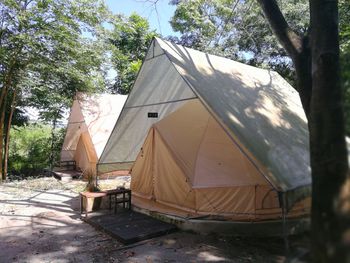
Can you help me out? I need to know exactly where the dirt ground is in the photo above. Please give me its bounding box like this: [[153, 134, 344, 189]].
[[0, 177, 309, 263]]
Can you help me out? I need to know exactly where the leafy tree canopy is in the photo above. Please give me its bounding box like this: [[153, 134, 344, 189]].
[[0, 0, 110, 122], [170, 0, 350, 134], [109, 13, 158, 94], [0, 0, 111, 179], [169, 0, 309, 85]]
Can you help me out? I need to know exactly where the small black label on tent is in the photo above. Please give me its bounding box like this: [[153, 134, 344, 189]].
[[148, 112, 158, 118]]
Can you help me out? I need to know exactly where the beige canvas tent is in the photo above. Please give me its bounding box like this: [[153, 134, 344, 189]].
[[98, 38, 311, 221], [60, 93, 127, 174]]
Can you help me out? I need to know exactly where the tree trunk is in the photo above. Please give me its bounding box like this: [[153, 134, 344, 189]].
[[309, 0, 350, 262], [256, 0, 349, 261], [3, 90, 17, 181], [294, 39, 312, 118], [50, 116, 57, 171], [0, 59, 15, 111], [0, 88, 8, 181], [0, 74, 10, 111]]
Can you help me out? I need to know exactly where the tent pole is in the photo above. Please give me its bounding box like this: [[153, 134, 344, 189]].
[[279, 192, 290, 256], [95, 163, 98, 188]]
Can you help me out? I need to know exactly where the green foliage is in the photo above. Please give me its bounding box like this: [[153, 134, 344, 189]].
[[171, 0, 350, 134], [169, 0, 309, 85], [0, 0, 110, 122], [84, 168, 100, 192], [0, 0, 110, 180], [340, 0, 350, 134], [52, 126, 66, 166], [8, 124, 64, 177], [109, 13, 158, 94]]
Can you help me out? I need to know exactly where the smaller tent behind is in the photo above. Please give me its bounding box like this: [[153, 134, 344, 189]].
[[60, 93, 127, 174]]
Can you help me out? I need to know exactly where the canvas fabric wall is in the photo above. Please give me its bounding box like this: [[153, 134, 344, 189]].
[[130, 101, 310, 220], [60, 93, 127, 172], [61, 99, 86, 162], [74, 131, 98, 173]]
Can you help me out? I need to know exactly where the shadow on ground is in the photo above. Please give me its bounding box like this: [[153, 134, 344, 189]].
[[0, 179, 309, 263], [0, 183, 118, 262]]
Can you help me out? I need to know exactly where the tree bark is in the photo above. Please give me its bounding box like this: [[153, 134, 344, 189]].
[[256, 0, 312, 115], [0, 88, 8, 181], [0, 58, 16, 110], [257, 0, 349, 262], [0, 60, 16, 181], [294, 44, 312, 117], [0, 73, 10, 111], [256, 0, 303, 60], [309, 0, 349, 262], [3, 90, 17, 181], [50, 115, 58, 172]]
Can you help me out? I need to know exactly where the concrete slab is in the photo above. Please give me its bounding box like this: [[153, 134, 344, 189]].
[[133, 206, 310, 237]]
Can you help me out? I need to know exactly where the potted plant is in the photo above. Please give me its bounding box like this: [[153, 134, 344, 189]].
[[81, 168, 103, 212]]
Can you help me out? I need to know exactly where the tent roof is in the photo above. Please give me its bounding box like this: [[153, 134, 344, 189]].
[[72, 92, 127, 158], [151, 38, 310, 192], [99, 38, 311, 194]]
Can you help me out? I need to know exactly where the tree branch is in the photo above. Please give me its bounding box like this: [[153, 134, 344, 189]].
[[257, 0, 312, 115], [256, 0, 303, 61], [214, 0, 241, 46]]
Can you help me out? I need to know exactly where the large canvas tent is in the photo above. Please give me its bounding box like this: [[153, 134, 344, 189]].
[[61, 93, 127, 174], [98, 38, 311, 221]]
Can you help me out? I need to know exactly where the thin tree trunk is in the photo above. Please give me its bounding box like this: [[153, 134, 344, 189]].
[[309, 0, 349, 262], [0, 62, 15, 182], [0, 88, 8, 181], [0, 75, 10, 110], [50, 116, 57, 172], [3, 90, 17, 181], [0, 84, 8, 112], [0, 60, 15, 110]]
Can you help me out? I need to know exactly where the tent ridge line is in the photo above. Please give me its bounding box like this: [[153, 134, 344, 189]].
[[144, 52, 165, 62], [124, 96, 198, 109], [159, 38, 278, 192], [153, 127, 194, 188], [96, 161, 134, 166], [67, 121, 85, 124], [97, 99, 127, 165], [192, 114, 211, 182], [61, 97, 87, 167]]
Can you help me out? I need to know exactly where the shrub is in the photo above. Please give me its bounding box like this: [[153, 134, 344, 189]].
[[8, 123, 65, 178]]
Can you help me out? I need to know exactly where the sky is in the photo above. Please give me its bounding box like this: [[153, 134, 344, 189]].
[[105, 0, 178, 37]]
